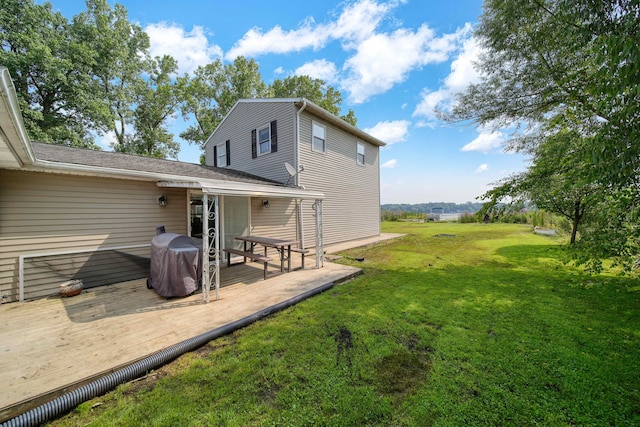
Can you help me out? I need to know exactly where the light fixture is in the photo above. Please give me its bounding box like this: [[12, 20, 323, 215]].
[[158, 195, 167, 206], [262, 199, 270, 208]]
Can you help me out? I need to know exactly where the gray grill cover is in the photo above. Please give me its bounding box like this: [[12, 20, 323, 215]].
[[148, 233, 203, 297]]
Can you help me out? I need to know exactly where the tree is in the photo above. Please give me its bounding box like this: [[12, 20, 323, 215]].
[[70, 0, 151, 150], [480, 129, 597, 245], [0, 0, 97, 147], [444, 0, 640, 269], [117, 55, 186, 159], [180, 57, 268, 153], [446, 0, 639, 187], [269, 75, 357, 126]]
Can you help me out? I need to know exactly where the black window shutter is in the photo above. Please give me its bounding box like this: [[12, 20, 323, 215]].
[[251, 129, 257, 159], [270, 120, 278, 153], [226, 140, 231, 166], [213, 145, 218, 167]]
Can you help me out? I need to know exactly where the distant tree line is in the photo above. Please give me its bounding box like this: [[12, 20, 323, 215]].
[[381, 202, 484, 216], [0, 0, 357, 162]]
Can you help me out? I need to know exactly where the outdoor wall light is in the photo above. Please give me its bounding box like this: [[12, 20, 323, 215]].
[[158, 195, 167, 206], [262, 199, 270, 208]]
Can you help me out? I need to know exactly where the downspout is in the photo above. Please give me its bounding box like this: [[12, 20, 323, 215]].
[[296, 99, 307, 248]]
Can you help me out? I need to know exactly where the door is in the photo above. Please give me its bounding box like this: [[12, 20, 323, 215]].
[[223, 196, 250, 250]]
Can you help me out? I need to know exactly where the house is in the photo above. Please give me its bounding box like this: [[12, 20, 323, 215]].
[[0, 68, 385, 303], [204, 98, 386, 248]]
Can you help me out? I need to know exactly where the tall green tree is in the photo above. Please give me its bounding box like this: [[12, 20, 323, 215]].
[[70, 0, 151, 150], [0, 0, 97, 147], [480, 129, 598, 245], [180, 57, 268, 152], [116, 55, 186, 159], [269, 75, 357, 126], [445, 0, 640, 270], [446, 0, 639, 188]]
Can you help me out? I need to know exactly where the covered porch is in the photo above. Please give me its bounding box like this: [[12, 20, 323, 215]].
[[157, 180, 326, 304]]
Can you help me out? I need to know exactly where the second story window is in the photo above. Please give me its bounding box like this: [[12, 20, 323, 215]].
[[312, 122, 326, 153], [258, 124, 271, 155], [252, 121, 278, 159], [213, 140, 230, 167], [357, 142, 365, 165]]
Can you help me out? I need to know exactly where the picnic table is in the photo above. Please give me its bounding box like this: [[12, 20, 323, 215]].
[[223, 236, 310, 279], [235, 235, 300, 273]]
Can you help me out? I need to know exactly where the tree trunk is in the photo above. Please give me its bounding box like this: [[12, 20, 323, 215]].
[[570, 200, 581, 245]]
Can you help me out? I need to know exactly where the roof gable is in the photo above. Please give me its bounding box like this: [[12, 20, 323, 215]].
[[205, 98, 387, 149]]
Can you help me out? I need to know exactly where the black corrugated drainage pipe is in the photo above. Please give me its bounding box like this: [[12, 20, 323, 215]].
[[2, 281, 336, 427]]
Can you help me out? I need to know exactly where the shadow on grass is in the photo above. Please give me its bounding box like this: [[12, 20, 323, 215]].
[[494, 243, 565, 266]]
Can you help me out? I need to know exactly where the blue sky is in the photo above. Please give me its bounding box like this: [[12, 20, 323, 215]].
[[43, 0, 527, 203]]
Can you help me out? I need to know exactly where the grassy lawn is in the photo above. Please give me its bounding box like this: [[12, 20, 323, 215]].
[[50, 223, 640, 426]]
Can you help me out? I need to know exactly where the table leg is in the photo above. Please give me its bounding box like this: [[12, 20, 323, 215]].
[[287, 245, 291, 272], [279, 247, 284, 272]]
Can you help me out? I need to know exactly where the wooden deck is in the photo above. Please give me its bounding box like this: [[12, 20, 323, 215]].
[[0, 258, 362, 422]]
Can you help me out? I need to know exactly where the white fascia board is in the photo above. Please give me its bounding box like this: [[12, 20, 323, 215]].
[[157, 180, 324, 200], [0, 67, 35, 167]]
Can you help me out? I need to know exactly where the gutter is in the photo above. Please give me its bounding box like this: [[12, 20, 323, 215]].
[[0, 68, 36, 166]]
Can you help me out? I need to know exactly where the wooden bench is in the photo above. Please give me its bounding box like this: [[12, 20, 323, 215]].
[[224, 248, 272, 280], [290, 247, 310, 270]]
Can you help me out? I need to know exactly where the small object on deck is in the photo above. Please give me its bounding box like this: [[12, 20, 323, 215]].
[[59, 279, 83, 297]]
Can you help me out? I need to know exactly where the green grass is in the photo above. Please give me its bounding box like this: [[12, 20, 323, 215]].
[[49, 223, 640, 426]]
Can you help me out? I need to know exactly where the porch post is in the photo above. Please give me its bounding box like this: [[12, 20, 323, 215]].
[[202, 193, 220, 303], [314, 199, 324, 268]]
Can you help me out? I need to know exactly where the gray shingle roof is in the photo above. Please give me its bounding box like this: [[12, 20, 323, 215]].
[[32, 142, 283, 186]]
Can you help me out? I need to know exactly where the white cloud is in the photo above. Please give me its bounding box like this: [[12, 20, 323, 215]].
[[96, 132, 116, 150], [363, 120, 411, 145], [295, 59, 338, 82], [223, 0, 469, 103], [475, 163, 489, 173], [381, 159, 398, 168], [225, 22, 327, 59], [443, 36, 482, 91], [274, 66, 285, 74], [412, 87, 449, 122], [225, 0, 392, 60], [461, 131, 504, 153], [412, 34, 482, 122], [343, 24, 468, 103], [145, 23, 222, 75]]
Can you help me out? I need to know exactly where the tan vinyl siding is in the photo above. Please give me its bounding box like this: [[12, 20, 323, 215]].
[[298, 111, 380, 246], [249, 198, 298, 242], [0, 170, 187, 302], [206, 101, 296, 183]]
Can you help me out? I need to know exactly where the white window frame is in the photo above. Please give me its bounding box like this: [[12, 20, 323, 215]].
[[312, 121, 326, 153], [357, 142, 365, 166], [216, 142, 227, 167], [257, 123, 271, 156]]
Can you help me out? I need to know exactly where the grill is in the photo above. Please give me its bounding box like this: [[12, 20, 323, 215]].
[[146, 227, 203, 297]]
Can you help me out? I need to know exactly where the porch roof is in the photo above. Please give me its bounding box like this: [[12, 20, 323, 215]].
[[157, 179, 324, 200]]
